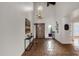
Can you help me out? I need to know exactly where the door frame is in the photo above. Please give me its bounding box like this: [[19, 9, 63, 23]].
[[34, 23, 45, 39]]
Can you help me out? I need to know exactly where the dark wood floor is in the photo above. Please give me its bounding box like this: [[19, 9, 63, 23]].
[[22, 38, 79, 56]]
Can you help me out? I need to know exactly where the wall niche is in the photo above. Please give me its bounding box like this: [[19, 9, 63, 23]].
[[25, 18, 31, 34]]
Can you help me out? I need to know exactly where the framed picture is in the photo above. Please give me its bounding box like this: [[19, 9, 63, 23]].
[[56, 21, 59, 33]]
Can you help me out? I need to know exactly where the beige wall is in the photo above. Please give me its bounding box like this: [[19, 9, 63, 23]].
[[0, 2, 33, 56]]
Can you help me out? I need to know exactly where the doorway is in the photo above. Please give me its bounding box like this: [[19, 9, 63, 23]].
[[34, 23, 45, 39], [72, 22, 79, 46], [73, 22, 79, 37]]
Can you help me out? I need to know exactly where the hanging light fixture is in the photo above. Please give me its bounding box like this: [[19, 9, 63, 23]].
[[47, 2, 56, 7], [37, 6, 43, 19]]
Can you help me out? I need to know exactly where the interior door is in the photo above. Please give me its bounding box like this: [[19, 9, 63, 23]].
[[35, 23, 45, 39]]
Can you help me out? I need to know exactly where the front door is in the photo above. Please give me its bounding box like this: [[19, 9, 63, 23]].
[[35, 23, 45, 39]]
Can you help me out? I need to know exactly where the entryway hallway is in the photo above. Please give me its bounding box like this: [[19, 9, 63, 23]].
[[22, 38, 79, 56]]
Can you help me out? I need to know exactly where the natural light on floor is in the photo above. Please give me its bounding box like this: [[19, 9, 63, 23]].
[[73, 38, 79, 46], [47, 40, 54, 51]]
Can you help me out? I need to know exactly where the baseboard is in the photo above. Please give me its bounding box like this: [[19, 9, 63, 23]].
[[21, 49, 27, 56], [21, 50, 25, 56], [61, 41, 73, 44], [21, 38, 35, 56]]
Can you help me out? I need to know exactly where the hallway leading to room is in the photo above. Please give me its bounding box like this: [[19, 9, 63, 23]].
[[1, 2, 79, 56], [22, 38, 79, 56], [24, 2, 79, 56]]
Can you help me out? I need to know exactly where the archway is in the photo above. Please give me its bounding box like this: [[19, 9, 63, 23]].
[[69, 9, 79, 46]]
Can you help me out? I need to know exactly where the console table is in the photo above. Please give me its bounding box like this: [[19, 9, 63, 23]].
[[24, 36, 33, 51]]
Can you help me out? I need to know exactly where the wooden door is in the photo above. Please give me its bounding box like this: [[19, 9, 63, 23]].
[[35, 23, 45, 39]]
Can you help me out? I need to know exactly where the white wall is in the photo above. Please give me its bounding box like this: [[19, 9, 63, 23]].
[[33, 2, 74, 44], [33, 2, 79, 44], [0, 2, 33, 56], [55, 2, 79, 44], [56, 2, 79, 20], [33, 2, 56, 38]]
